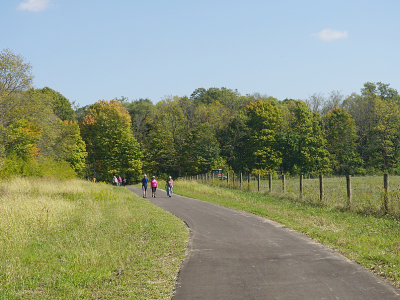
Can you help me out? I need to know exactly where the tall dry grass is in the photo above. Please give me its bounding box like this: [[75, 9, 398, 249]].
[[0, 177, 188, 299]]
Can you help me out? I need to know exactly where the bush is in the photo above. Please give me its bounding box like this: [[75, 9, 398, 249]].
[[0, 156, 76, 180]]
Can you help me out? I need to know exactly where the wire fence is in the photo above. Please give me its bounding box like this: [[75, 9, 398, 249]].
[[182, 172, 400, 217]]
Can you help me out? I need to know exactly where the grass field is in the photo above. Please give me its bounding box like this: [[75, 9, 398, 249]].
[[202, 174, 400, 216], [3, 176, 400, 298], [0, 178, 188, 299], [174, 179, 400, 288]]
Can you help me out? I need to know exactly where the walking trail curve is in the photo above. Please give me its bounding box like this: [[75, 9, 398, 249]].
[[127, 186, 400, 300]]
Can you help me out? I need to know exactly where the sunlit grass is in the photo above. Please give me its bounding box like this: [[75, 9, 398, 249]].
[[0, 177, 188, 299], [175, 179, 400, 288], [208, 175, 400, 216]]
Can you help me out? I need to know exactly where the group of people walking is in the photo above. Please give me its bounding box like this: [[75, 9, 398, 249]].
[[141, 174, 174, 198], [112, 175, 127, 186]]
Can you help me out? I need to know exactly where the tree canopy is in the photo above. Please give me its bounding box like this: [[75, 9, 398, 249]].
[[3, 48, 400, 180], [80, 100, 142, 182]]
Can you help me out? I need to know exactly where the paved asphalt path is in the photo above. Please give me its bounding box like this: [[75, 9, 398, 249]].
[[127, 186, 400, 300]]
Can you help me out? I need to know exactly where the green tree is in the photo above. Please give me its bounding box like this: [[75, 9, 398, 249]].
[[245, 100, 282, 174], [144, 113, 177, 176], [190, 87, 241, 108], [80, 100, 143, 182], [218, 111, 249, 172], [143, 96, 190, 177], [5, 119, 42, 160], [52, 120, 87, 176], [0, 48, 34, 157], [181, 124, 221, 174], [0, 49, 51, 164], [343, 82, 400, 172], [38, 87, 75, 121], [277, 100, 330, 175], [323, 107, 362, 174], [367, 97, 400, 171], [117, 97, 155, 143]]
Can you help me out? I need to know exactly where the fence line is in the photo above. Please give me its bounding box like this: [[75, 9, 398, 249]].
[[182, 172, 400, 216]]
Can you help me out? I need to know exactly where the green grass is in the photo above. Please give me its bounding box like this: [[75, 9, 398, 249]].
[[207, 175, 400, 215], [0, 177, 188, 299], [174, 179, 400, 287]]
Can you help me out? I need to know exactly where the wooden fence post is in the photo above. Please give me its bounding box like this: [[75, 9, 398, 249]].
[[282, 174, 286, 193], [227, 172, 230, 186], [346, 175, 351, 208], [269, 174, 272, 193], [384, 174, 389, 213], [240, 173, 243, 189], [300, 174, 303, 199], [258, 174, 260, 192], [319, 174, 323, 202], [248, 174, 251, 191]]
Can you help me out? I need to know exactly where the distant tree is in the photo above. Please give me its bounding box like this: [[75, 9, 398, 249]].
[[74, 104, 90, 123], [181, 124, 221, 174], [277, 100, 330, 175], [0, 48, 33, 97], [80, 100, 143, 182], [305, 91, 345, 116], [305, 92, 325, 114], [323, 107, 362, 174], [245, 100, 282, 174], [121, 98, 155, 142], [52, 120, 87, 176], [0, 49, 86, 178], [343, 82, 400, 172], [143, 96, 190, 177], [144, 119, 177, 176], [367, 97, 400, 171], [0, 49, 49, 162], [5, 119, 42, 160], [38, 87, 75, 121], [190, 87, 241, 108], [219, 111, 250, 172]]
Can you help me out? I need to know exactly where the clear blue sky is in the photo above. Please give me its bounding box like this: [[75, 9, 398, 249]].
[[2, 0, 399, 106]]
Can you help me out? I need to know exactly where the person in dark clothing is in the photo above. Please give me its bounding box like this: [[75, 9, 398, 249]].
[[142, 174, 148, 198]]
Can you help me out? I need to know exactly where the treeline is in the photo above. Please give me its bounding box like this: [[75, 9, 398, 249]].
[[0, 49, 86, 179], [116, 82, 400, 179], [2, 48, 400, 182]]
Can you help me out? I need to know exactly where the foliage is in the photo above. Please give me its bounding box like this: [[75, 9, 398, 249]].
[[1, 155, 76, 179], [0, 48, 37, 159], [344, 82, 400, 172], [245, 99, 283, 174], [277, 100, 330, 175], [37, 86, 75, 121], [119, 97, 155, 142], [367, 96, 400, 171], [0, 49, 86, 179], [80, 100, 143, 183], [52, 120, 87, 176], [323, 107, 362, 174], [4, 119, 42, 160], [3, 48, 400, 180]]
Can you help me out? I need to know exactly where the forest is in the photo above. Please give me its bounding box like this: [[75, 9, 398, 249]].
[[2, 48, 400, 183]]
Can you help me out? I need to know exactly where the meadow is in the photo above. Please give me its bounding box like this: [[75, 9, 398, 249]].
[[3, 175, 400, 298], [196, 174, 400, 216], [0, 178, 188, 299], [174, 179, 400, 288]]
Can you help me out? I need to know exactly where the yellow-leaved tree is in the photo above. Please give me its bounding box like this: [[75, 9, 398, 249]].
[[80, 100, 143, 183]]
